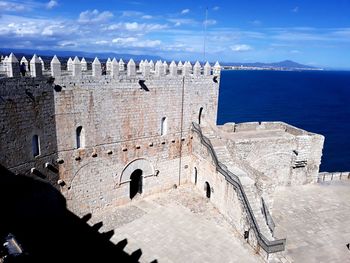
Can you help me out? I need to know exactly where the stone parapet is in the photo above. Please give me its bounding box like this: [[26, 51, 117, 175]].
[[318, 171, 350, 182], [0, 54, 221, 80]]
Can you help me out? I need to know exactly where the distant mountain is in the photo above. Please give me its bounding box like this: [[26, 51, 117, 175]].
[[0, 48, 163, 62], [0, 48, 318, 70], [223, 60, 317, 69]]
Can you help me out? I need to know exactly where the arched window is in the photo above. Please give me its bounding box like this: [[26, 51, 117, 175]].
[[32, 135, 40, 157], [76, 126, 85, 149], [199, 107, 203, 125], [161, 117, 167, 136], [204, 181, 211, 198]]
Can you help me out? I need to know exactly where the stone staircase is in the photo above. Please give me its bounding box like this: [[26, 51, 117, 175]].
[[201, 126, 274, 240]]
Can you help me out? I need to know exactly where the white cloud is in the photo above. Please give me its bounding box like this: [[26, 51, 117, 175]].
[[292, 6, 299, 13], [125, 22, 139, 31], [112, 37, 138, 44], [231, 44, 252, 52], [78, 9, 113, 23], [121, 10, 143, 17], [134, 39, 161, 48], [290, 50, 301, 54], [181, 9, 190, 15], [107, 22, 167, 32], [58, 41, 76, 47], [168, 18, 197, 27], [273, 31, 327, 41], [251, 20, 262, 26], [112, 37, 161, 48], [213, 6, 220, 11], [204, 19, 217, 26], [95, 40, 108, 45], [46, 0, 58, 9], [142, 15, 153, 19], [42, 25, 54, 36], [0, 1, 28, 11]]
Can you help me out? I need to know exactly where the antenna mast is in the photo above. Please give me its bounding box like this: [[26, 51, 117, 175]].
[[203, 7, 208, 62]]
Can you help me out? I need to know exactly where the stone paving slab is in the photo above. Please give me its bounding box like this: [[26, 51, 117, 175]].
[[272, 180, 350, 263], [92, 186, 262, 263]]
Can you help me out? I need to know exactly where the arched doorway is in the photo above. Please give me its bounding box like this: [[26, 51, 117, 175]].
[[198, 107, 203, 125], [204, 181, 211, 198], [130, 169, 143, 199]]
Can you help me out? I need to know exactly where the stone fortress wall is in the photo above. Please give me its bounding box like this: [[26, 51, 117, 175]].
[[0, 77, 59, 186], [0, 53, 220, 215], [0, 52, 326, 261]]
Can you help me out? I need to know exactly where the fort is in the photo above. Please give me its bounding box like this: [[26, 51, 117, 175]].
[[0, 53, 349, 262]]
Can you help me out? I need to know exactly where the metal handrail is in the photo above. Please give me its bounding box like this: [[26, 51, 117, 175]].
[[261, 197, 276, 234], [192, 122, 286, 253]]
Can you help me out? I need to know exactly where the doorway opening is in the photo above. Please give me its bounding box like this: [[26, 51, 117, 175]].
[[130, 169, 143, 199]]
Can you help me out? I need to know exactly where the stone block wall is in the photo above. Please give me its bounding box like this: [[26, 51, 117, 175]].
[[0, 65, 219, 215], [190, 130, 266, 259], [0, 77, 59, 186], [222, 122, 324, 187], [53, 74, 219, 214]]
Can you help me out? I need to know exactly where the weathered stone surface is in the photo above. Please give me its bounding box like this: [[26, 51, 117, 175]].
[[273, 181, 350, 263], [90, 186, 261, 263]]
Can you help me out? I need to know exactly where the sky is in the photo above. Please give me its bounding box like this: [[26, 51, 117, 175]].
[[0, 0, 350, 69]]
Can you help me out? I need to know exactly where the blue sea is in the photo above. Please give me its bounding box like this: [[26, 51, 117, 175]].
[[217, 70, 350, 172]]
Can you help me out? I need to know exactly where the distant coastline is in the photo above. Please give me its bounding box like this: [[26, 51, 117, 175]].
[[222, 66, 324, 71], [222, 60, 323, 71]]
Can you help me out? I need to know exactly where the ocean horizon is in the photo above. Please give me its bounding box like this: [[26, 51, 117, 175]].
[[217, 69, 350, 172]]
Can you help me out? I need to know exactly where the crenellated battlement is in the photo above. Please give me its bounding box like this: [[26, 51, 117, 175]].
[[0, 53, 222, 81]]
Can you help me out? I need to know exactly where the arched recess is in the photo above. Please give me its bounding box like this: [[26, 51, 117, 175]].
[[67, 160, 114, 215], [119, 158, 154, 185], [198, 107, 203, 125]]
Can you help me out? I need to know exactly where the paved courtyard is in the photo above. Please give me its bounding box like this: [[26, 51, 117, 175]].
[[272, 180, 350, 263], [91, 186, 262, 263], [88, 180, 350, 263]]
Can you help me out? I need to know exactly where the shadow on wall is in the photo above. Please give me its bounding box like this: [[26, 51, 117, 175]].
[[0, 164, 157, 263]]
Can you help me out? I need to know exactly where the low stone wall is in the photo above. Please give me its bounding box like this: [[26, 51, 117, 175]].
[[317, 172, 350, 183], [220, 121, 316, 136]]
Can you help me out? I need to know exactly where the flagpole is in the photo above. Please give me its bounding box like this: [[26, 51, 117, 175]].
[[204, 7, 208, 62]]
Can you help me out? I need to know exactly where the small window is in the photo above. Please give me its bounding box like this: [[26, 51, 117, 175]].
[[204, 181, 211, 198], [76, 126, 85, 149], [199, 107, 203, 125], [161, 117, 167, 136], [32, 135, 40, 157], [194, 167, 198, 185]]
